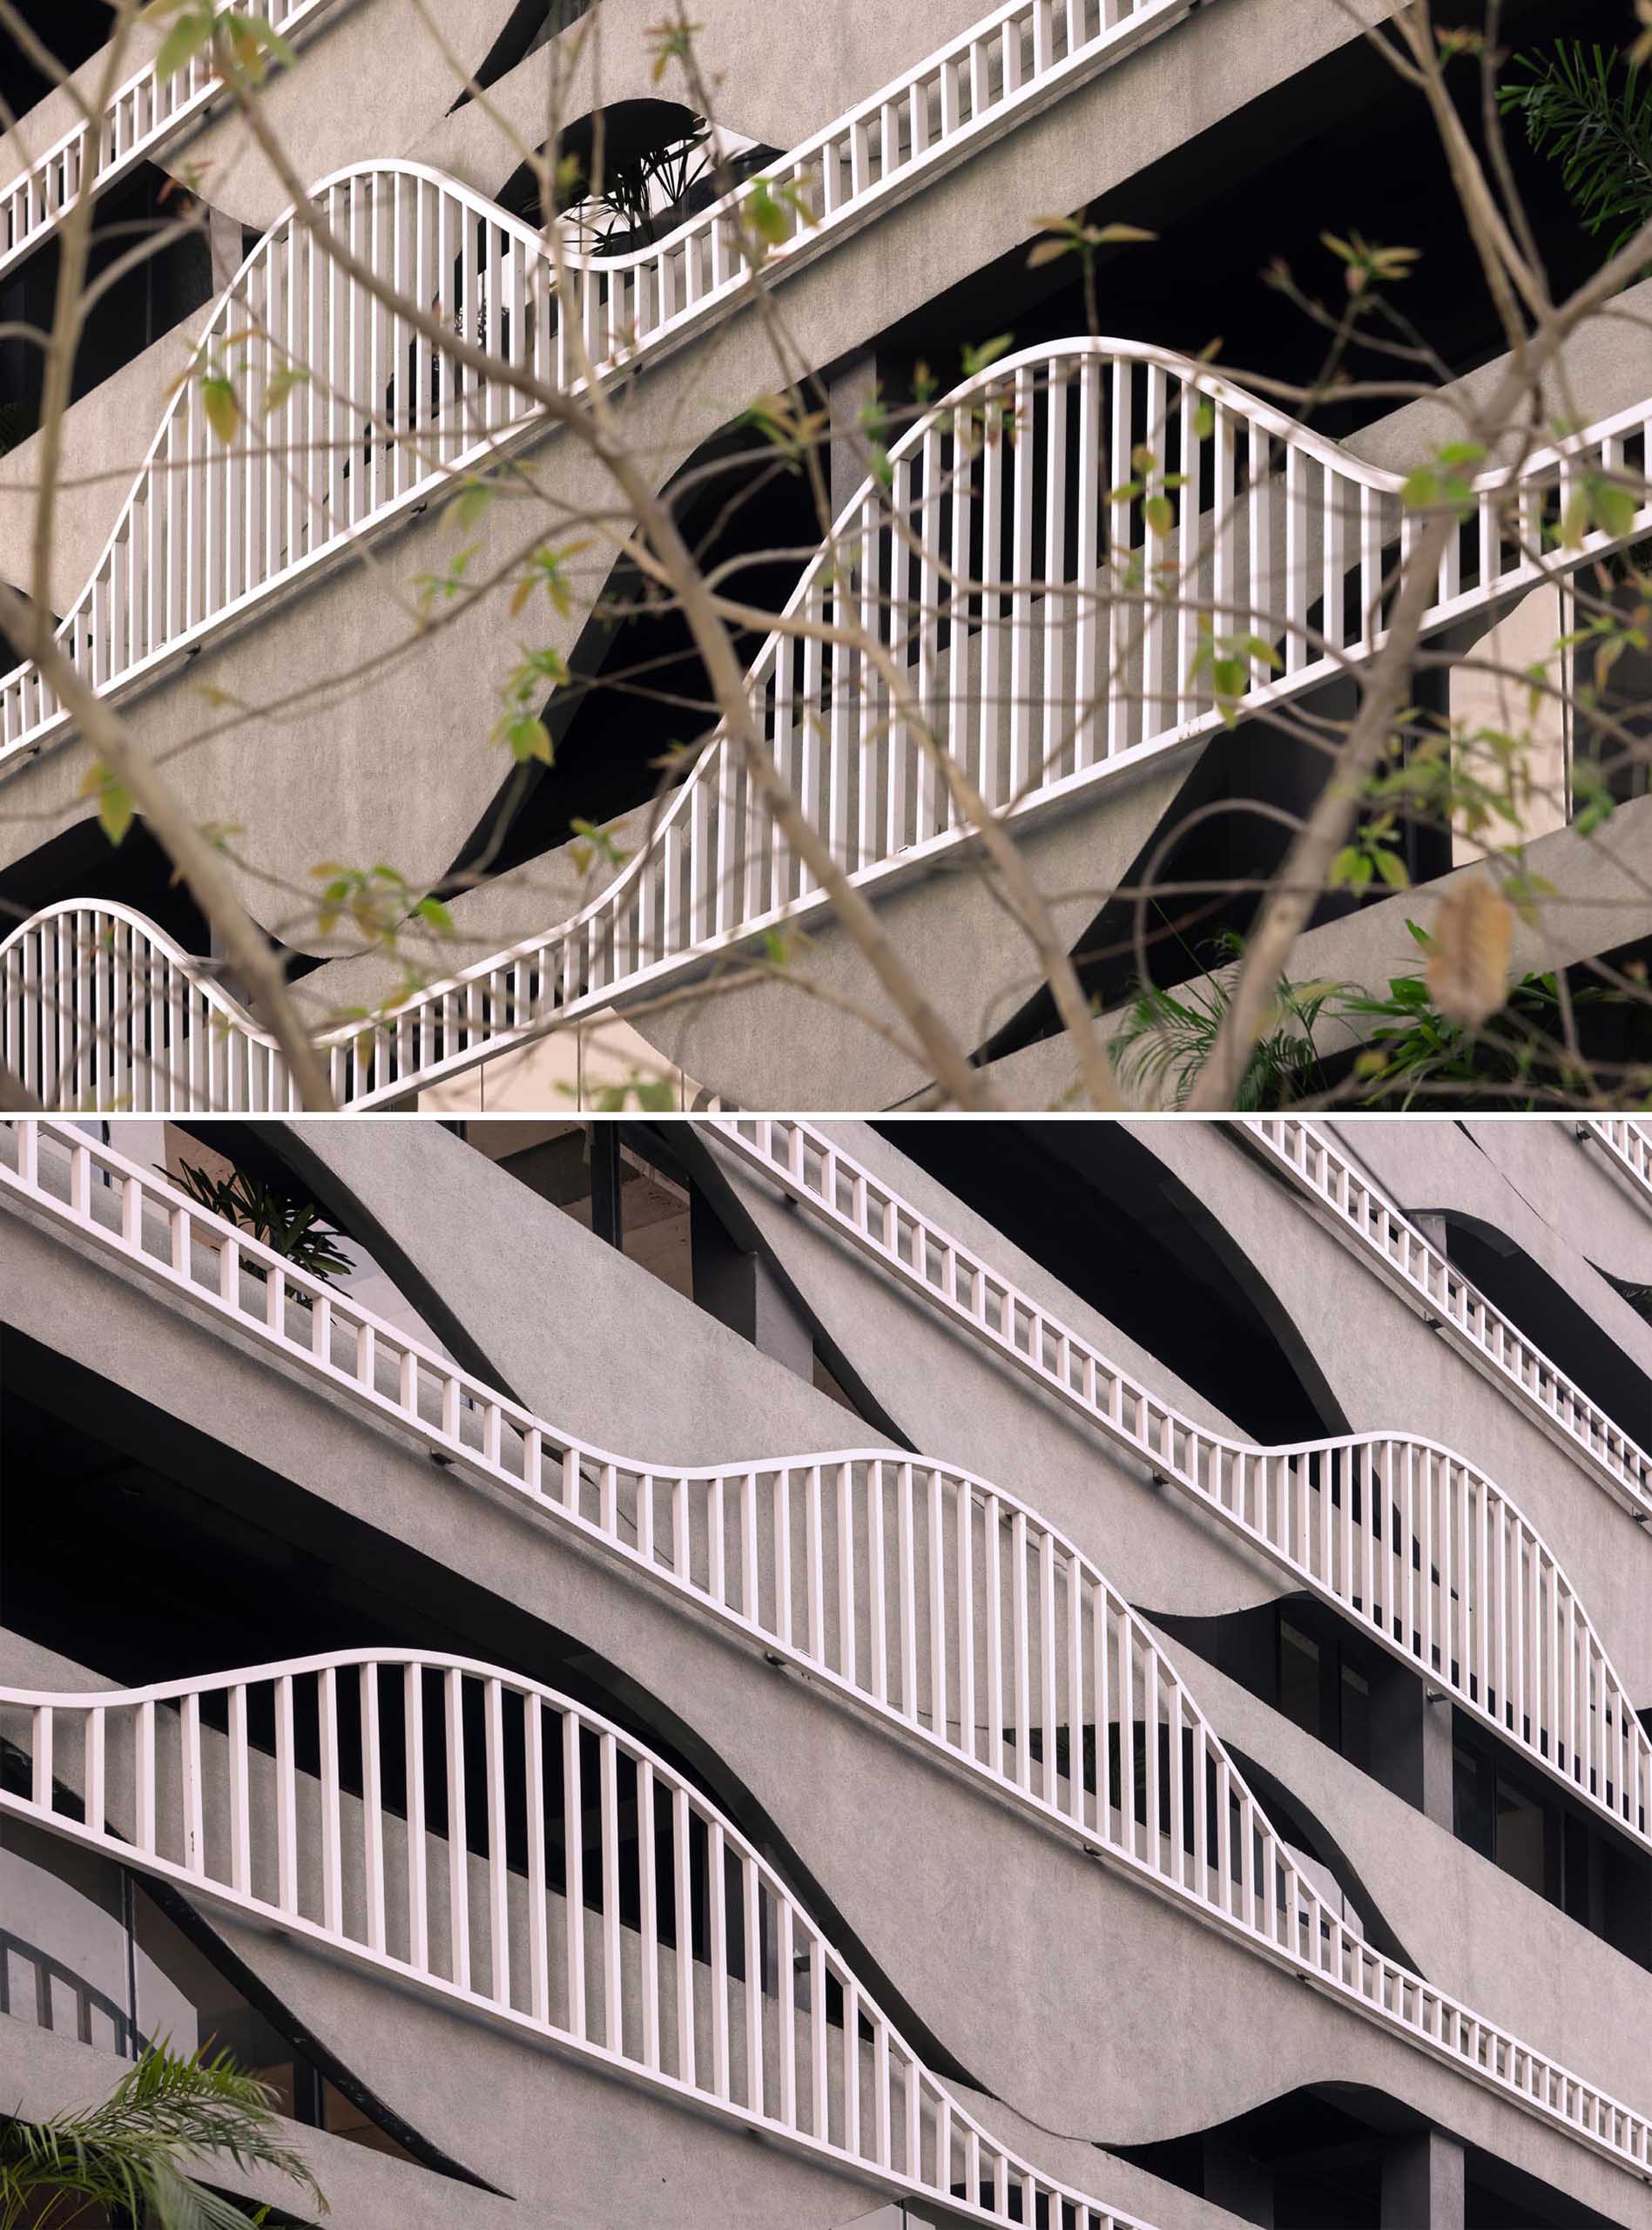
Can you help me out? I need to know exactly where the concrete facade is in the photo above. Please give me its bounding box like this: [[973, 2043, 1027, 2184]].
[[1, 1111, 1649, 2225], [2, 0, 1644, 1112]]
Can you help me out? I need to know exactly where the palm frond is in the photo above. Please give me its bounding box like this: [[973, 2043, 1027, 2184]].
[[1500, 43, 1652, 257], [0, 2041, 325, 2230]]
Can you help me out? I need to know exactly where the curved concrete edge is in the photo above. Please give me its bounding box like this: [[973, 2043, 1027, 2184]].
[[974, 793, 1652, 1111], [707, 1117, 1298, 1622], [1335, 1115, 1652, 1314], [285, 1114, 885, 1463], [906, 1116, 1652, 1702], [0, 0, 1398, 954], [5, 1203, 1652, 2209]]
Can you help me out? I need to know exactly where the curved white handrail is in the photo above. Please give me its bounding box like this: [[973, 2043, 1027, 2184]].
[[0, 0, 1204, 775], [7, 328, 1651, 1112], [1581, 1118, 1652, 1218], [0, 0, 347, 286], [1244, 1117, 1652, 1512], [0, 898, 286, 1112], [711, 1118, 1652, 1864], [0, 1650, 1150, 2229], [3, 1113, 1650, 2177]]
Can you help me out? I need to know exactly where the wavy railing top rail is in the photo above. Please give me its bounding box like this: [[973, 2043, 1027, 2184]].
[[0, 0, 1204, 778], [0, 1647, 1152, 2230], [3, 1116, 1651, 2178], [0, 0, 347, 286], [9, 327, 1652, 1114], [1243, 1118, 1652, 1514], [1581, 1118, 1652, 1219], [708, 1118, 1652, 1854]]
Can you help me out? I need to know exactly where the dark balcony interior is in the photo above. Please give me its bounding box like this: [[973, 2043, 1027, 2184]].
[[439, 423, 824, 896], [1, 2, 111, 128], [0, 1804, 447, 2192], [874, 0, 1644, 443], [0, 814, 212, 952], [874, 1117, 1346, 1444], [1160, 1590, 1652, 1973], [1112, 2083, 1621, 2229], [0, 166, 222, 448], [1415, 1167, 1652, 1444], [0, 1323, 964, 2095]]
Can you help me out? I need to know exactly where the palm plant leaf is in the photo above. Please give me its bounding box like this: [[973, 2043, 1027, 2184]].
[[1499, 43, 1652, 257], [0, 2043, 326, 2230]]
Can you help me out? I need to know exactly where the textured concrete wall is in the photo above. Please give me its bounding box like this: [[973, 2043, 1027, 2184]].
[[0, 0, 1392, 968], [4, 1118, 1651, 2224], [1116, 1120, 1652, 1697]]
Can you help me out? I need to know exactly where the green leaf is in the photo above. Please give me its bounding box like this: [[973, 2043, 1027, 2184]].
[[1143, 493, 1173, 537], [201, 373, 239, 444], [155, 13, 212, 79], [262, 364, 308, 415], [504, 715, 552, 763], [747, 182, 788, 246], [961, 334, 1014, 378]]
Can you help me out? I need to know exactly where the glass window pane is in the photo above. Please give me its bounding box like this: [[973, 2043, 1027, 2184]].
[[1279, 1620, 1321, 1740]]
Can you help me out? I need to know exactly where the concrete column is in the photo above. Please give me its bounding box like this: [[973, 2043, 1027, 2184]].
[[1204, 2136, 1274, 2226], [1380, 2128, 1464, 2230], [827, 354, 880, 521], [689, 1191, 815, 1380], [1369, 1658, 1454, 1830]]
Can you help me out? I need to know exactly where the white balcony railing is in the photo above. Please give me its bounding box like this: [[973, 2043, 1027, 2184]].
[[711, 1119, 1652, 1868], [0, 0, 1204, 780], [3, 1115, 1650, 2179], [5, 330, 1651, 1111], [0, 1650, 1155, 2230], [1580, 1118, 1652, 1219], [1244, 1118, 1652, 1513], [0, 0, 348, 287]]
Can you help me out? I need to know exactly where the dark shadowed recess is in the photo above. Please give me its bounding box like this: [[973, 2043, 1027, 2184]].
[[1111, 2082, 1621, 2229], [0, 1323, 981, 2101], [876, 1118, 1347, 1445], [1417, 1129, 1652, 1444], [439, 423, 823, 897]]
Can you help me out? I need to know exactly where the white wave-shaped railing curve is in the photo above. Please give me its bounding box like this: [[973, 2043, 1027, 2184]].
[[1581, 1118, 1652, 1217], [0, 0, 347, 285], [2, 1114, 1649, 2174], [712, 1119, 1652, 1874], [9, 334, 1652, 1112], [0, 1651, 1152, 2230], [0, 0, 1202, 778], [1244, 1117, 1652, 1513]]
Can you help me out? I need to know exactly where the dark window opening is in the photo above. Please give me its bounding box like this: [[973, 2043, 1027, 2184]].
[[447, 1118, 887, 1426], [0, 815, 212, 953], [0, 1800, 419, 2172], [0, 2, 112, 125], [1277, 1612, 1373, 1778], [1115, 2084, 1614, 2230], [1453, 1718, 1652, 1966]]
